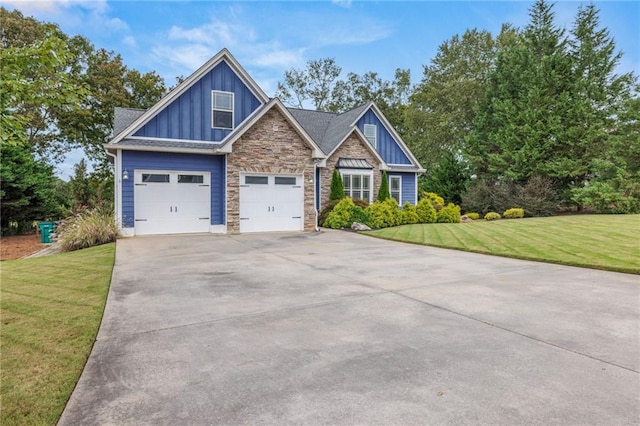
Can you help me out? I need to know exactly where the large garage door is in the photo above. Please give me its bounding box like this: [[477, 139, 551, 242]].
[[239, 174, 303, 233], [134, 171, 211, 235]]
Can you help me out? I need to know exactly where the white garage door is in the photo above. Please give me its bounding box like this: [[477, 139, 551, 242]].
[[134, 170, 211, 235], [239, 174, 303, 233]]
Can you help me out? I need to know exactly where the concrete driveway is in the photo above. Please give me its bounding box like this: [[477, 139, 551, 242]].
[[60, 230, 639, 425]]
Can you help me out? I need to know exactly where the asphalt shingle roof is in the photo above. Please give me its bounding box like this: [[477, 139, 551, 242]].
[[113, 107, 145, 138], [117, 138, 220, 151], [287, 103, 370, 155]]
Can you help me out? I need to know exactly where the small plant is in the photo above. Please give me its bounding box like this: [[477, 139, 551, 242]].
[[421, 191, 445, 209], [365, 198, 401, 229], [57, 207, 118, 251], [503, 208, 525, 219], [484, 212, 501, 221], [377, 171, 390, 202], [437, 203, 461, 223], [416, 198, 437, 223], [401, 202, 419, 225], [329, 170, 345, 201], [465, 212, 480, 220]]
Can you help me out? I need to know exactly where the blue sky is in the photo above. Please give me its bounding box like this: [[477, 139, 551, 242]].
[[5, 0, 639, 179]]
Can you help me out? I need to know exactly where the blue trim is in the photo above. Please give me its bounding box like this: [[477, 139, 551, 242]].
[[357, 109, 411, 165], [133, 61, 261, 142], [121, 151, 225, 228]]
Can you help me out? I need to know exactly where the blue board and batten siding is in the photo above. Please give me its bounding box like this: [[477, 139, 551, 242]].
[[133, 61, 262, 142], [395, 172, 417, 205], [121, 151, 225, 228], [357, 110, 411, 165]]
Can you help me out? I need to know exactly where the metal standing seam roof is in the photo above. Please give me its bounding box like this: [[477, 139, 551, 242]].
[[336, 158, 374, 169]]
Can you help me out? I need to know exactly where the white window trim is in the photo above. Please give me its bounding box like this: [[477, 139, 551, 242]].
[[389, 175, 402, 205], [211, 90, 234, 130], [340, 168, 374, 204], [363, 124, 377, 148]]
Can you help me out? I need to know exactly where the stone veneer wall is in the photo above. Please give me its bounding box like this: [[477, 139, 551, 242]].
[[226, 108, 316, 233], [321, 133, 382, 207]]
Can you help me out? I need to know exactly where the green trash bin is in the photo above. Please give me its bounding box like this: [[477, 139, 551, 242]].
[[39, 222, 54, 244]]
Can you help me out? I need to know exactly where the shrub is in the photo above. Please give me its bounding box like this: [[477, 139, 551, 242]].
[[324, 198, 356, 229], [484, 212, 501, 221], [437, 203, 461, 223], [329, 170, 345, 201], [401, 202, 419, 225], [503, 208, 525, 219], [318, 199, 339, 227], [57, 207, 117, 252], [365, 198, 401, 229], [421, 191, 445, 209], [465, 212, 480, 220], [377, 171, 390, 202], [571, 182, 640, 214], [416, 198, 437, 223]]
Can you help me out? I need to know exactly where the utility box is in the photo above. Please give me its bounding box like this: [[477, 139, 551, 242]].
[[38, 222, 54, 244]]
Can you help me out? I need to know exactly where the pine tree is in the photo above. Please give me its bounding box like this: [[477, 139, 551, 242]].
[[329, 169, 345, 200], [377, 171, 390, 202]]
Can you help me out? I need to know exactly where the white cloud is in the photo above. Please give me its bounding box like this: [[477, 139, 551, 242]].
[[332, 0, 352, 8], [122, 35, 137, 48], [251, 47, 306, 68]]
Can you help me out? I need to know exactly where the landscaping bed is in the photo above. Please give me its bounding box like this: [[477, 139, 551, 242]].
[[0, 234, 45, 261]]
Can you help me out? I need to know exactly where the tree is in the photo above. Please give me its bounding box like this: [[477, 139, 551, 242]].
[[405, 28, 502, 170], [377, 171, 390, 202], [0, 143, 60, 234], [420, 152, 470, 204], [275, 58, 341, 111], [329, 170, 345, 200], [466, 0, 573, 187]]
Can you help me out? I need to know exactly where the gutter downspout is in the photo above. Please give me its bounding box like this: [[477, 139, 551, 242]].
[[313, 159, 320, 231]]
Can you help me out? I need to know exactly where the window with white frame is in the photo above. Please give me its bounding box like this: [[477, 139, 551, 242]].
[[211, 91, 234, 129], [390, 175, 401, 204], [342, 172, 372, 202], [363, 124, 377, 148]]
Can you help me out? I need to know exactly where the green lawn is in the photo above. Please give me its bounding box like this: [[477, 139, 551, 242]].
[[1, 243, 115, 425], [365, 215, 640, 274]]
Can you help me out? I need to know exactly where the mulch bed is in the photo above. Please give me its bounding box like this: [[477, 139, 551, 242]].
[[1, 234, 46, 261]]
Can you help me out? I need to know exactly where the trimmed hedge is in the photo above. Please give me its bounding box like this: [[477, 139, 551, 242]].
[[437, 203, 461, 223], [401, 202, 419, 225], [416, 198, 437, 223], [484, 212, 501, 221], [503, 208, 525, 219], [465, 212, 480, 220], [365, 198, 401, 228]]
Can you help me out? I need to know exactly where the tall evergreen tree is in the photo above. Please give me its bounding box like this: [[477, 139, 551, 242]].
[[377, 171, 390, 202], [329, 170, 345, 200]]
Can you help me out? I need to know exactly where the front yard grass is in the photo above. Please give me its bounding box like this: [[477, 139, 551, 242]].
[[365, 215, 640, 274], [1, 243, 115, 425]]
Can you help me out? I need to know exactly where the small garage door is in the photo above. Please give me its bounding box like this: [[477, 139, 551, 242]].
[[239, 174, 303, 233], [134, 171, 211, 235]]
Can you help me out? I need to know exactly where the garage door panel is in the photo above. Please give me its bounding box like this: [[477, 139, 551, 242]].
[[134, 171, 211, 235], [240, 174, 303, 233]]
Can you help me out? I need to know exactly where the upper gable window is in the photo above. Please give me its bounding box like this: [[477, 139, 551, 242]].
[[212, 91, 234, 129], [363, 124, 377, 148]]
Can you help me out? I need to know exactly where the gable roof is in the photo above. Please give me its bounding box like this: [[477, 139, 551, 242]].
[[217, 98, 325, 158], [113, 107, 145, 138], [107, 48, 269, 146]]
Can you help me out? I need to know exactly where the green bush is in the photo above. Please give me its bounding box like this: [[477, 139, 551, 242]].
[[465, 212, 480, 220], [318, 199, 339, 227], [377, 171, 390, 202], [571, 182, 640, 214], [437, 203, 461, 223], [351, 205, 369, 225], [416, 198, 437, 223], [365, 198, 401, 229], [57, 207, 117, 252], [329, 170, 345, 201], [484, 212, 501, 221], [503, 208, 525, 219], [421, 191, 445, 209], [324, 198, 356, 229], [401, 202, 419, 225]]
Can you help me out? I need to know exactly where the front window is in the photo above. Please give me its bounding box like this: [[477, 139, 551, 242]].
[[363, 124, 377, 148], [342, 173, 371, 202], [390, 176, 401, 203], [212, 91, 234, 129]]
